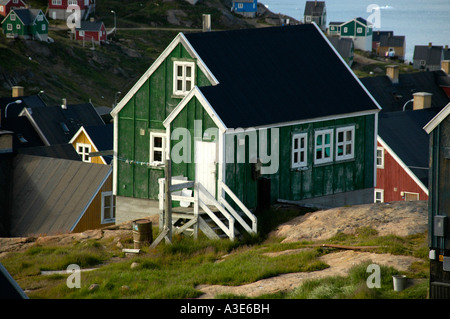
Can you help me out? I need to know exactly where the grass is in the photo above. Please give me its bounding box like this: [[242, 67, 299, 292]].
[[0, 206, 430, 299]]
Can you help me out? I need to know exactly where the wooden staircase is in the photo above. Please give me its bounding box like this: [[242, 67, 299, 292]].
[[157, 178, 257, 241]]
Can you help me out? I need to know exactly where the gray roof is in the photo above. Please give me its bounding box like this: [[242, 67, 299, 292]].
[[413, 45, 443, 65], [11, 8, 43, 25], [328, 37, 353, 59], [373, 31, 394, 42], [10, 154, 111, 237], [76, 20, 104, 31], [379, 34, 405, 47], [304, 1, 325, 16]]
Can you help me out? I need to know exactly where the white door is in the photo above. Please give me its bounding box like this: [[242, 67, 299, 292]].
[[195, 141, 217, 205]]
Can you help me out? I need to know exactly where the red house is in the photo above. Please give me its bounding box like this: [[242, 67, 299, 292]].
[[0, 0, 26, 17], [375, 109, 436, 203], [48, 0, 94, 20], [75, 20, 106, 44]]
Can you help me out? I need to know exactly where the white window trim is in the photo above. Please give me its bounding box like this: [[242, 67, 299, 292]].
[[0, 6, 4, 12], [42, 24, 46, 31], [7, 23, 12, 31], [16, 23, 20, 29], [376, 146, 384, 169], [374, 189, 384, 203], [173, 61, 195, 96], [150, 131, 166, 166], [101, 191, 115, 224], [305, 16, 311, 22], [402, 191, 419, 201], [335, 126, 355, 161], [10, 13, 16, 21], [238, 3, 243, 8], [291, 132, 308, 169], [79, 30, 84, 36], [357, 27, 363, 34], [343, 27, 348, 33], [314, 129, 334, 165], [76, 143, 91, 162]]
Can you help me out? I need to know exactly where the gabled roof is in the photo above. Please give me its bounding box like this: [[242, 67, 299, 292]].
[[184, 24, 380, 128], [10, 154, 111, 237], [424, 102, 450, 134], [21, 103, 105, 145], [361, 70, 450, 113], [76, 20, 105, 32], [0, 94, 46, 118], [413, 45, 443, 65], [304, 1, 325, 16], [328, 36, 353, 60], [379, 34, 405, 47], [69, 124, 113, 164], [7, 8, 46, 26], [379, 109, 438, 189]]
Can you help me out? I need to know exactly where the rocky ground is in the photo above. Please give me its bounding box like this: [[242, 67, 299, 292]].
[[0, 201, 428, 298]]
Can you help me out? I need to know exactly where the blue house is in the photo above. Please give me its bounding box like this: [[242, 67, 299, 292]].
[[231, 0, 257, 18]]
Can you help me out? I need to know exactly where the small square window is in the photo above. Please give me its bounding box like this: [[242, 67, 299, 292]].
[[101, 191, 116, 223], [76, 143, 91, 162], [376, 147, 384, 169], [374, 189, 384, 203], [336, 126, 355, 161], [315, 129, 333, 165], [173, 61, 195, 96], [150, 131, 166, 165]]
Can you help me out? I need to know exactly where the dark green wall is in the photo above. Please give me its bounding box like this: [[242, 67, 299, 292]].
[[117, 42, 211, 199]]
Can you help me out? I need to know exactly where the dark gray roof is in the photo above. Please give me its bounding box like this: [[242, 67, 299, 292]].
[[76, 20, 104, 31], [304, 1, 325, 16], [18, 144, 82, 161], [0, 262, 28, 299], [378, 109, 438, 186], [379, 35, 405, 47], [329, 21, 344, 26], [413, 45, 443, 65], [356, 17, 369, 26], [373, 31, 394, 42], [25, 103, 105, 145], [11, 8, 42, 25], [361, 70, 450, 113], [328, 37, 353, 59], [0, 94, 46, 119], [185, 24, 379, 129], [444, 47, 450, 60], [10, 154, 111, 237]]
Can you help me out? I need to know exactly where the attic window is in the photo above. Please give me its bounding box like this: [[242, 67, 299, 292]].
[[173, 61, 195, 96], [10, 13, 16, 21], [76, 143, 91, 162]]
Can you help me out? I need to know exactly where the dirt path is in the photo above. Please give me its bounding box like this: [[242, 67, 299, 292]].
[[196, 250, 422, 298]]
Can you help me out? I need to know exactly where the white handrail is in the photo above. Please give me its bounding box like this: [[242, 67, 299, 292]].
[[220, 181, 257, 233]]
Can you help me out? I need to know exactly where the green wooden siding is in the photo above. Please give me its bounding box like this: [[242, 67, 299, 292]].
[[116, 42, 212, 199], [225, 114, 376, 210]]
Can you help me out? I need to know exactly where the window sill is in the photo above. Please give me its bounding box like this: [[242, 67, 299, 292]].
[[171, 94, 188, 99], [102, 219, 115, 224]]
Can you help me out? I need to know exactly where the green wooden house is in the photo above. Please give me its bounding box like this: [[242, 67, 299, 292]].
[[111, 24, 381, 239], [1, 8, 48, 41], [328, 17, 373, 52]]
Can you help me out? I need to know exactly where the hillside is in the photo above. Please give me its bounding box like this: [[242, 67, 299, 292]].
[[0, 0, 295, 109]]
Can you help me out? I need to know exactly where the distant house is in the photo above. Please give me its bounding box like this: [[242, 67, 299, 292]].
[[18, 101, 105, 146], [0, 0, 26, 17], [423, 101, 450, 299], [74, 19, 107, 44], [48, 0, 94, 20], [329, 17, 373, 52], [413, 43, 444, 71], [69, 124, 113, 164], [376, 34, 406, 60], [303, 1, 326, 31], [375, 109, 436, 203], [328, 36, 354, 66], [231, 0, 257, 18], [437, 60, 450, 98], [1, 8, 48, 41], [372, 30, 393, 51], [8, 154, 114, 236]]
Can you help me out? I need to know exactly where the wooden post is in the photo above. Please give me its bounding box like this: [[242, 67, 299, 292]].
[[164, 158, 172, 243]]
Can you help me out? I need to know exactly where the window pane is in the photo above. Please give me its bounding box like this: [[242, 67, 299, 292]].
[[186, 80, 191, 91], [177, 65, 183, 75], [294, 138, 298, 149], [346, 144, 352, 154], [177, 80, 183, 91], [338, 131, 344, 143], [186, 66, 191, 77], [300, 152, 304, 162], [337, 146, 343, 156], [325, 134, 330, 145], [346, 130, 352, 141], [325, 147, 331, 158], [294, 152, 298, 163], [154, 136, 162, 148], [154, 151, 162, 162], [317, 135, 322, 146], [317, 149, 322, 159], [300, 138, 304, 148]]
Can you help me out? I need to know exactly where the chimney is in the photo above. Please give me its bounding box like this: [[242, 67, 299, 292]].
[[12, 86, 24, 98], [386, 65, 399, 84], [61, 98, 67, 109], [202, 14, 211, 32], [90, 17, 95, 22], [442, 60, 450, 75], [413, 92, 432, 110], [429, 42, 432, 48]]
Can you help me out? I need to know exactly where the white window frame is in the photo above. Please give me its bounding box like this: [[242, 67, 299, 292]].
[[238, 3, 243, 9], [52, 0, 62, 5], [335, 126, 355, 161], [374, 189, 384, 203], [10, 13, 16, 21], [314, 129, 333, 165], [101, 191, 115, 223], [76, 143, 91, 162], [16, 23, 20, 30], [291, 132, 308, 169], [343, 27, 348, 33], [42, 24, 46, 31], [357, 27, 363, 34], [79, 30, 84, 36], [150, 131, 166, 165], [305, 16, 311, 22], [7, 23, 12, 31], [173, 61, 195, 96], [68, 0, 77, 5], [376, 146, 384, 169], [0, 6, 4, 12], [12, 0, 18, 3]]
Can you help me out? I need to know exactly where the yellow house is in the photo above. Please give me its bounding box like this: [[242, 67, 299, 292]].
[[69, 124, 113, 165]]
